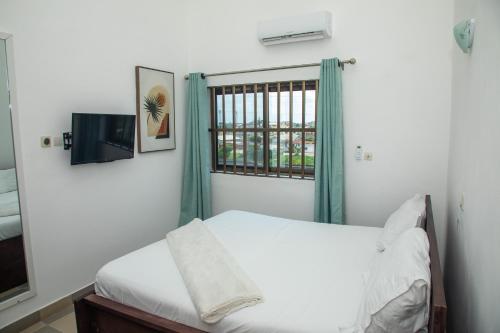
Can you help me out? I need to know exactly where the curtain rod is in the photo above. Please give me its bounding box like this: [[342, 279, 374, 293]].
[[184, 58, 356, 80]]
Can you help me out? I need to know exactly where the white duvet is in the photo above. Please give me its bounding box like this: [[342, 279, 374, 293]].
[[0, 190, 20, 217], [0, 168, 17, 194], [96, 211, 382, 333], [0, 214, 21, 241]]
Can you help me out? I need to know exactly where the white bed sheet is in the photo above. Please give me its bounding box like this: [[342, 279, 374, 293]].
[[96, 211, 382, 333], [0, 190, 20, 217], [0, 214, 22, 241]]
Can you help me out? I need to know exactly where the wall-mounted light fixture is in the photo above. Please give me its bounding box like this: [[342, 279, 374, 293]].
[[453, 19, 475, 54]]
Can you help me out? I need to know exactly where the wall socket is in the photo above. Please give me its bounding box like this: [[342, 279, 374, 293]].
[[40, 136, 51, 148]]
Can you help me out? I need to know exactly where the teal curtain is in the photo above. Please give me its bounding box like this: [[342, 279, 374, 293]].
[[179, 73, 212, 226], [314, 58, 345, 224]]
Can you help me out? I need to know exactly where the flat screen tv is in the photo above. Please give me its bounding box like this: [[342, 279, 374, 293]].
[[71, 113, 136, 165]]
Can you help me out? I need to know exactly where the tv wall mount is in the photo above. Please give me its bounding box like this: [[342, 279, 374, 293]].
[[63, 132, 72, 150]]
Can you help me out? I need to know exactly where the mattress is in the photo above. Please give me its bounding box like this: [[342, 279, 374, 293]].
[[0, 214, 22, 241], [96, 211, 383, 333]]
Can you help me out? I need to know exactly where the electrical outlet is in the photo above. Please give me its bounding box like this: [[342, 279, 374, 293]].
[[40, 136, 51, 148], [363, 152, 373, 161]]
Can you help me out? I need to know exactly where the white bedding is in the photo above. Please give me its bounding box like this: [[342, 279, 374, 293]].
[[0, 168, 17, 194], [96, 211, 383, 333], [0, 190, 20, 217], [0, 214, 22, 241]]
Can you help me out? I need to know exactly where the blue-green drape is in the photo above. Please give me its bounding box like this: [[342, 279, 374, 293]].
[[314, 58, 345, 224], [179, 73, 212, 226]]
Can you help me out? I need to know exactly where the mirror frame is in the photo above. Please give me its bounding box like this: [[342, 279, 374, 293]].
[[0, 32, 37, 311]]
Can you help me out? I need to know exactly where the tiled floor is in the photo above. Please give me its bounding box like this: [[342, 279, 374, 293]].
[[20, 306, 77, 333]]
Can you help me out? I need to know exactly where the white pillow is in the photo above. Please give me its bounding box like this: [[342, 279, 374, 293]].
[[349, 228, 431, 333], [376, 195, 425, 252], [400, 194, 426, 222], [0, 168, 17, 194]]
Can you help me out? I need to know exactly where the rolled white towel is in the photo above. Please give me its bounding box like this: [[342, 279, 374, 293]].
[[166, 218, 264, 324]]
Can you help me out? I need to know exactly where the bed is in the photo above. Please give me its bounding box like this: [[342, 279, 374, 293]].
[[75, 195, 446, 333]]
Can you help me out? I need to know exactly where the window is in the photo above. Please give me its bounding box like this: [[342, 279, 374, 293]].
[[209, 80, 317, 179]]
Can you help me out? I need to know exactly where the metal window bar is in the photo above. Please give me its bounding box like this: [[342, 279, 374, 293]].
[[289, 81, 293, 178], [253, 84, 258, 175], [210, 88, 217, 171], [243, 84, 247, 175], [264, 83, 269, 176], [232, 86, 236, 173], [276, 82, 281, 177], [222, 86, 227, 173], [301, 81, 306, 179]]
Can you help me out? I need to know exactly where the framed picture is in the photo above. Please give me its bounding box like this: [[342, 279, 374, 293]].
[[135, 66, 176, 152]]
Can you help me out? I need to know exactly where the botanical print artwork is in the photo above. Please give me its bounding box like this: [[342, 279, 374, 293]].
[[144, 85, 170, 138], [136, 66, 176, 152]]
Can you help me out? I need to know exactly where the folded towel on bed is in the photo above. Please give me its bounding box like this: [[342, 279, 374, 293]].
[[0, 190, 20, 217], [166, 218, 264, 324]]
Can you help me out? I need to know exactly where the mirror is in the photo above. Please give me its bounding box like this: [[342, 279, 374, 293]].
[[0, 35, 34, 309]]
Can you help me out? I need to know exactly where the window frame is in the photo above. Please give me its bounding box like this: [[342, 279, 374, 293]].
[[209, 80, 318, 179]]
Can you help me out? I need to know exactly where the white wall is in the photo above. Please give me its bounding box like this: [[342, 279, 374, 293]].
[[0, 40, 15, 170], [0, 0, 188, 327], [445, 0, 500, 331], [212, 174, 314, 221], [187, 0, 453, 256]]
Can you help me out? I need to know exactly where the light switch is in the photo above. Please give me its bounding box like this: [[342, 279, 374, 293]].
[[363, 152, 373, 161]]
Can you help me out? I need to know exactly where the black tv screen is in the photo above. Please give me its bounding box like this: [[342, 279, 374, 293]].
[[71, 113, 136, 165]]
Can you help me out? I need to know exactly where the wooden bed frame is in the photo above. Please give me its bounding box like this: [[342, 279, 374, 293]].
[[0, 235, 28, 295], [74, 195, 446, 333]]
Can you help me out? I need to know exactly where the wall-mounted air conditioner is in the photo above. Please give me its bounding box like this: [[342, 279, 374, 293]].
[[258, 11, 333, 46]]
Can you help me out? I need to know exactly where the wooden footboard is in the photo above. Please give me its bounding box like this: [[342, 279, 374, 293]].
[[74, 293, 206, 333], [75, 195, 446, 333]]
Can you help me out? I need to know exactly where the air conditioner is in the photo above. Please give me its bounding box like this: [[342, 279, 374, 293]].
[[258, 11, 333, 46]]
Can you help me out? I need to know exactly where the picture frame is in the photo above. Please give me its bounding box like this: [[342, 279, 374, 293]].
[[135, 66, 176, 153]]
